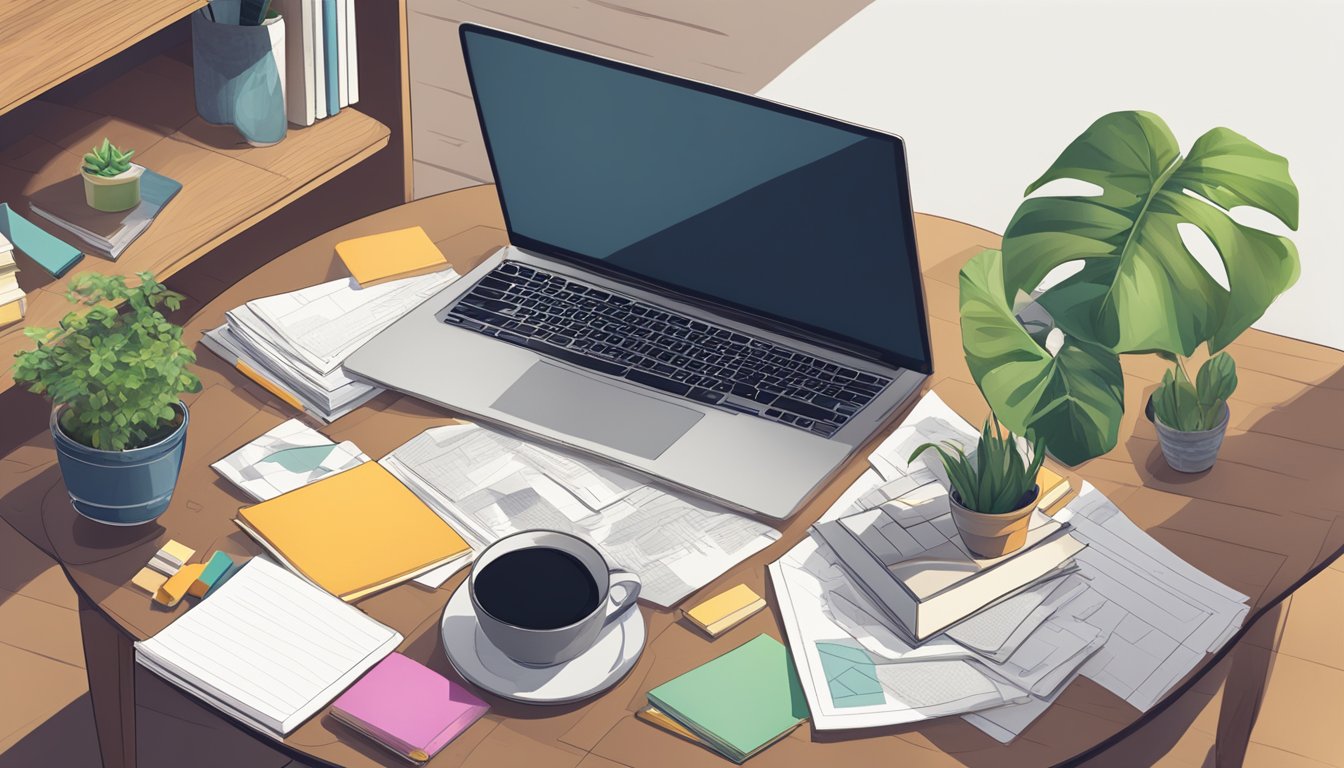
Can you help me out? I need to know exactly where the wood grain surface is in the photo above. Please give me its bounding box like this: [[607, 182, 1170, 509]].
[[1, 187, 1341, 767]]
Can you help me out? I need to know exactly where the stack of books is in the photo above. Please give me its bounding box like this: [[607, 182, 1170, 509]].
[[271, 0, 360, 127], [200, 270, 457, 421], [28, 169, 182, 260], [812, 484, 1085, 644], [0, 233, 23, 327], [642, 634, 810, 763]]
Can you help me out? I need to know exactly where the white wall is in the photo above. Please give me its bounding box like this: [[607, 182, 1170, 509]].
[[757, 0, 1344, 350]]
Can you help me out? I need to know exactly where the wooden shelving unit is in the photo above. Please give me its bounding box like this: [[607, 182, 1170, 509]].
[[0, 0, 412, 392], [0, 0, 206, 117]]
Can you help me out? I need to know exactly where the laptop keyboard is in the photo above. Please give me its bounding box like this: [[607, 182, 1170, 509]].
[[439, 262, 893, 438]]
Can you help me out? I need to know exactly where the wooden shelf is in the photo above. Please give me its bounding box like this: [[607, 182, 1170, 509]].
[[0, 54, 390, 390], [0, 0, 206, 117]]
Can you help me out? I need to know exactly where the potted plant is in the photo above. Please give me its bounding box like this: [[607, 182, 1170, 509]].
[[13, 272, 201, 525], [82, 138, 143, 212], [909, 419, 1045, 558], [1148, 352, 1237, 472], [959, 110, 1299, 470]]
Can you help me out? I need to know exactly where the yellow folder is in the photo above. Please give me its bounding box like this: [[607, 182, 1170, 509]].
[[335, 226, 449, 287], [237, 462, 470, 601]]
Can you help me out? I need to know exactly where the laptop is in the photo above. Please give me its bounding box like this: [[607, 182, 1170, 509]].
[[346, 25, 934, 520]]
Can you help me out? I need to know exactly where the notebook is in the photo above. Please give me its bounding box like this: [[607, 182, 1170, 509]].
[[134, 558, 402, 739], [336, 226, 449, 287], [331, 652, 488, 763], [28, 168, 183, 259], [237, 461, 471, 601], [0, 202, 82, 277], [646, 634, 809, 763]]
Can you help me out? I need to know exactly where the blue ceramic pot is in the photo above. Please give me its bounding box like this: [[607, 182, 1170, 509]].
[[51, 403, 189, 525]]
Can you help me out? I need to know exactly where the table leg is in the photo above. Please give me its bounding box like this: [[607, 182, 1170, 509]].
[[78, 593, 137, 768], [1214, 602, 1283, 767]]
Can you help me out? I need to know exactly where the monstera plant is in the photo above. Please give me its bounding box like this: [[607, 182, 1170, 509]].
[[961, 111, 1299, 466]]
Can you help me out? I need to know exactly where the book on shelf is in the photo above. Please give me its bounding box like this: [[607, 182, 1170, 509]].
[[812, 504, 1084, 642], [0, 234, 24, 326], [28, 168, 182, 260]]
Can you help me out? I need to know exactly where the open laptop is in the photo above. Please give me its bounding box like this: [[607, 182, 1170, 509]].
[[346, 24, 934, 520]]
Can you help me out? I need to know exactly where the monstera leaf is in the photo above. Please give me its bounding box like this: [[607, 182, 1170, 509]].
[[1000, 111, 1299, 355], [960, 248, 1125, 465]]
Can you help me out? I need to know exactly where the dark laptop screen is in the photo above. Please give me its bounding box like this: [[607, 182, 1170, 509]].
[[460, 26, 932, 374]]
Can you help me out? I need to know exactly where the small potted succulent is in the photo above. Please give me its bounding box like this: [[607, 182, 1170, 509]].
[[82, 138, 143, 212], [910, 419, 1045, 558], [14, 272, 201, 525], [1148, 352, 1237, 473]]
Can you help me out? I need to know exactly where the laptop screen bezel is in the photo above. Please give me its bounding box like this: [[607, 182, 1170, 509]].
[[458, 23, 934, 375]]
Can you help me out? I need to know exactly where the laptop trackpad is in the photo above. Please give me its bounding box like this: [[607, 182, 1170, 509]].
[[491, 362, 703, 460]]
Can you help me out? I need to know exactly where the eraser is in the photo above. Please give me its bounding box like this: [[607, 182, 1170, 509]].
[[684, 584, 766, 637], [188, 552, 235, 598], [203, 559, 245, 598], [154, 563, 206, 607], [148, 539, 197, 576]]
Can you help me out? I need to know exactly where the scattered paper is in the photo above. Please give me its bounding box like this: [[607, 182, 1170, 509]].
[[212, 419, 369, 502]]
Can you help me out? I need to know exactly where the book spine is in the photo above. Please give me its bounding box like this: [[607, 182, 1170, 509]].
[[322, 0, 339, 116]]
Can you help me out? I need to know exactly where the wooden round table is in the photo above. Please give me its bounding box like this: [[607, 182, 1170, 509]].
[[2, 185, 1341, 768]]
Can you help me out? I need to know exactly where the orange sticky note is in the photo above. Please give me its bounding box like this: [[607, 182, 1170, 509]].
[[335, 227, 449, 287]]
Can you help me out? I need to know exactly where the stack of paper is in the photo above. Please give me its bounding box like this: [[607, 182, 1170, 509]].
[[0, 233, 23, 327], [768, 392, 1249, 741], [270, 0, 359, 126], [644, 634, 809, 763], [201, 271, 457, 421], [135, 558, 402, 739], [237, 461, 472, 601], [28, 168, 182, 260], [379, 422, 780, 606]]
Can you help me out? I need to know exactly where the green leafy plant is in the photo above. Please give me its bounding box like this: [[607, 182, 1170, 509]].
[[909, 419, 1045, 515], [961, 110, 1299, 464], [82, 138, 135, 178], [1151, 352, 1237, 432], [13, 272, 201, 451]]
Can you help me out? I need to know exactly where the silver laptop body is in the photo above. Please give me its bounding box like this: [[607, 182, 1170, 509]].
[[346, 26, 933, 520]]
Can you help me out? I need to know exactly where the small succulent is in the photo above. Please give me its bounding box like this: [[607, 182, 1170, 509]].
[[82, 138, 135, 178]]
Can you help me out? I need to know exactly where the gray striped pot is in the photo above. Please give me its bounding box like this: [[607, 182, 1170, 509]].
[[1152, 403, 1230, 473]]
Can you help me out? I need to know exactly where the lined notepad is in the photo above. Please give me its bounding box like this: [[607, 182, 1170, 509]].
[[135, 558, 402, 739]]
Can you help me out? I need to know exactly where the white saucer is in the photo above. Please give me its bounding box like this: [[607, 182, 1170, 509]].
[[440, 581, 646, 704]]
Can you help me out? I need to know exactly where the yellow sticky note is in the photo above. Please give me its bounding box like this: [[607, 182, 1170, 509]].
[[685, 584, 766, 637], [1036, 467, 1066, 497], [336, 227, 449, 287], [131, 567, 169, 595], [154, 563, 206, 607]]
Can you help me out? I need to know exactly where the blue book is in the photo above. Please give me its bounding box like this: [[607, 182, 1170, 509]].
[[0, 203, 82, 278], [28, 168, 183, 261], [322, 0, 340, 116]]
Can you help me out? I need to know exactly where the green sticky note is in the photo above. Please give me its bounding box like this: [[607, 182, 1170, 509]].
[[260, 444, 336, 474], [648, 634, 809, 762], [0, 203, 82, 277]]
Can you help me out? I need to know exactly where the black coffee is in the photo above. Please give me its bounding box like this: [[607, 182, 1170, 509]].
[[474, 547, 600, 630]]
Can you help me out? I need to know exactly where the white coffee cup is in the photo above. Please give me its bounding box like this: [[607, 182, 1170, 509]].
[[469, 529, 641, 666]]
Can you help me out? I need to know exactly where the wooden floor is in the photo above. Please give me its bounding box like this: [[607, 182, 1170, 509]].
[[0, 517, 1336, 767]]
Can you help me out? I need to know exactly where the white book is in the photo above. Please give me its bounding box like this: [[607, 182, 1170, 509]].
[[272, 0, 316, 125], [336, 0, 349, 108], [813, 506, 1085, 641], [345, 0, 359, 104], [311, 0, 326, 118], [134, 558, 402, 739]]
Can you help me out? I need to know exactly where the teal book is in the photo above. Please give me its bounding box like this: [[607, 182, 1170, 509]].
[[28, 169, 182, 260], [322, 0, 340, 116], [0, 203, 82, 278], [647, 634, 809, 763]]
